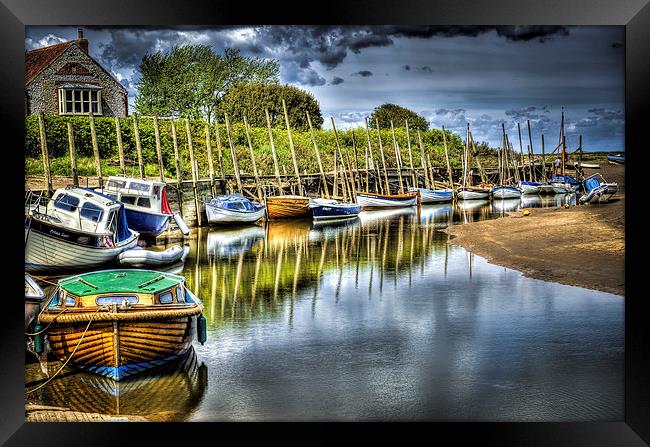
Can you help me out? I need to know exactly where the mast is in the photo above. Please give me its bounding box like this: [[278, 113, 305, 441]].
[[561, 109, 565, 176], [465, 123, 471, 186]]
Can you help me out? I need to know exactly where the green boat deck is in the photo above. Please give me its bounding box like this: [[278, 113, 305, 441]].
[[59, 269, 184, 296]]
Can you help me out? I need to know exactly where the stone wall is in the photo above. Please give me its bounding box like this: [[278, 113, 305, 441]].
[[26, 44, 128, 117]]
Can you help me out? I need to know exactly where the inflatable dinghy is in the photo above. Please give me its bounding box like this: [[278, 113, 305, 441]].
[[118, 245, 185, 267]]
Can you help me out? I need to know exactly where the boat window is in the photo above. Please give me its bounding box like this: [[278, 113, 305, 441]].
[[137, 197, 151, 208], [80, 202, 104, 222], [153, 185, 160, 199], [130, 182, 150, 193], [65, 296, 76, 307], [121, 195, 136, 205], [54, 194, 80, 212], [107, 179, 126, 190], [96, 295, 139, 306], [176, 285, 185, 303], [103, 193, 118, 200], [159, 291, 173, 304]]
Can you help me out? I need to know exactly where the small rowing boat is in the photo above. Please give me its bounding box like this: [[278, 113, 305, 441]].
[[205, 194, 266, 225], [37, 269, 205, 381], [408, 187, 453, 203], [309, 198, 361, 221], [265, 195, 311, 220], [607, 154, 625, 164], [117, 245, 186, 267], [492, 186, 522, 199], [579, 173, 618, 204], [516, 181, 542, 195], [550, 175, 581, 192], [356, 191, 418, 209], [456, 187, 491, 200]]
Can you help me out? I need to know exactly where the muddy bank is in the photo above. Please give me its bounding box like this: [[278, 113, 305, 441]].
[[443, 193, 624, 296]]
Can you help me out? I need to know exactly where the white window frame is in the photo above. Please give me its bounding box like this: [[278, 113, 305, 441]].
[[58, 88, 102, 115]]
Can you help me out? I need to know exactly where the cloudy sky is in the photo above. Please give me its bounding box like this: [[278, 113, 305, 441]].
[[25, 26, 624, 151]]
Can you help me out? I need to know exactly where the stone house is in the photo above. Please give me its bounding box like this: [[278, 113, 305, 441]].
[[25, 29, 128, 117]]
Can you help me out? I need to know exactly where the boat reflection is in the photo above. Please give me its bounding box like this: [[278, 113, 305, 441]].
[[206, 226, 265, 259], [491, 198, 521, 214], [28, 348, 207, 421], [418, 203, 453, 228]]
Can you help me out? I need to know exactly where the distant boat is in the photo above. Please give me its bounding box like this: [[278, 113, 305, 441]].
[[492, 186, 522, 199], [38, 269, 205, 381], [205, 193, 266, 225], [408, 187, 453, 203], [25, 274, 46, 330], [456, 187, 490, 200], [574, 162, 600, 169], [99, 176, 187, 237], [356, 191, 418, 209], [25, 187, 139, 273], [265, 195, 311, 220], [516, 181, 542, 195], [579, 173, 618, 204], [309, 198, 361, 221], [607, 154, 625, 164]]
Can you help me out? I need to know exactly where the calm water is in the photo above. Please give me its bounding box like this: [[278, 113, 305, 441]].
[[27, 194, 623, 421]]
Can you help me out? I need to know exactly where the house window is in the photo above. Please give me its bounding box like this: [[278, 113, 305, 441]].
[[58, 88, 102, 115]]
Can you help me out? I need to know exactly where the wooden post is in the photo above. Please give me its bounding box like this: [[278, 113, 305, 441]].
[[263, 110, 283, 194], [344, 139, 357, 202], [541, 134, 546, 182], [517, 123, 527, 182], [375, 119, 390, 194], [363, 122, 370, 191], [331, 117, 355, 202], [527, 119, 537, 182], [88, 112, 103, 188], [132, 114, 145, 178], [417, 131, 430, 189], [185, 119, 202, 226], [441, 126, 454, 190], [66, 122, 79, 187], [152, 115, 165, 182], [333, 149, 339, 198], [363, 117, 378, 193], [204, 124, 216, 196], [171, 121, 184, 218], [214, 117, 227, 189], [282, 99, 303, 196], [307, 112, 329, 199], [243, 115, 263, 202], [390, 120, 405, 193], [223, 114, 243, 194], [337, 148, 349, 201], [405, 120, 416, 187], [469, 132, 488, 184], [351, 130, 361, 191], [114, 117, 126, 176], [37, 113, 53, 195]]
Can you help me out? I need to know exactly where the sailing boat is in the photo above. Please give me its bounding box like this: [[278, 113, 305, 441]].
[[457, 124, 490, 200], [544, 110, 580, 194], [492, 125, 522, 199]]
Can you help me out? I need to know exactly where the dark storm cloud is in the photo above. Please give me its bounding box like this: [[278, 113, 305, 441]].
[[505, 106, 551, 121], [352, 70, 373, 77], [403, 65, 411, 71], [330, 77, 345, 85]]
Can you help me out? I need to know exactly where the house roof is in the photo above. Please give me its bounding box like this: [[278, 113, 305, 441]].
[[25, 40, 77, 83]]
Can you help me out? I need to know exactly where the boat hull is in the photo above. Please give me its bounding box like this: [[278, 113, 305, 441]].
[[579, 184, 618, 204], [45, 313, 198, 381], [266, 196, 311, 220], [124, 209, 171, 237], [310, 201, 361, 221], [457, 189, 490, 200], [492, 187, 522, 199], [517, 182, 541, 195], [205, 204, 266, 225], [409, 187, 453, 203], [356, 192, 417, 209], [24, 219, 138, 273]]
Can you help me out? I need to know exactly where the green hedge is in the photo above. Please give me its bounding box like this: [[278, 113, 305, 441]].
[[25, 114, 467, 179]]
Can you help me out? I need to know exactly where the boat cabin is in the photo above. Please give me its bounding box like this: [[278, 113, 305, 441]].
[[102, 176, 172, 216]]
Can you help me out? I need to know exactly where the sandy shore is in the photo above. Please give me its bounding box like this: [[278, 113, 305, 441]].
[[443, 164, 625, 296]]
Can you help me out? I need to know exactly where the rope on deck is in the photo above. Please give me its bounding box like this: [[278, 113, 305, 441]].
[[38, 304, 203, 324]]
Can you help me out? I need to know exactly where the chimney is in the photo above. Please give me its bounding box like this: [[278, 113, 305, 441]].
[[76, 28, 88, 54]]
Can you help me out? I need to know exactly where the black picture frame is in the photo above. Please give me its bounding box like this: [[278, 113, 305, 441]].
[[2, 0, 648, 444]]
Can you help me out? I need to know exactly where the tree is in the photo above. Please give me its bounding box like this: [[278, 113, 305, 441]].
[[135, 46, 279, 122], [217, 83, 323, 131], [369, 103, 429, 131]]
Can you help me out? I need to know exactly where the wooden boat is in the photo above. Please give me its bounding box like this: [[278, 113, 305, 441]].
[[309, 198, 361, 221], [456, 187, 491, 200], [408, 187, 453, 203], [492, 186, 522, 199], [38, 269, 205, 381], [100, 176, 188, 237], [265, 195, 311, 220], [579, 173, 618, 204], [355, 191, 418, 209], [516, 181, 541, 195], [25, 274, 46, 330], [25, 187, 139, 273], [607, 154, 625, 164], [205, 193, 266, 225]]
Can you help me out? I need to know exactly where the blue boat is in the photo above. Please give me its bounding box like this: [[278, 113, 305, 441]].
[[607, 154, 625, 164], [579, 173, 618, 204], [550, 175, 581, 192], [309, 198, 361, 221], [492, 186, 522, 199], [100, 176, 187, 238]]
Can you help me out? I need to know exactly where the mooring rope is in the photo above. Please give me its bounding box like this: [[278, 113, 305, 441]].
[[26, 305, 108, 394], [25, 306, 69, 336]]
